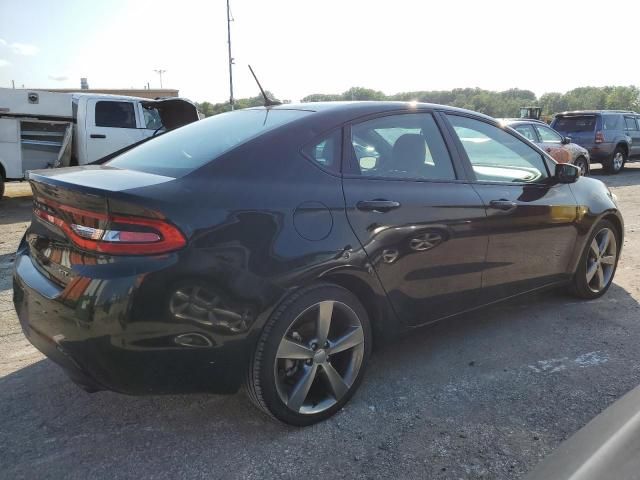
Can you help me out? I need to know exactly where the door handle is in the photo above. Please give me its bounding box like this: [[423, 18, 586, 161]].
[[90, 134, 106, 139], [489, 199, 517, 211], [356, 200, 401, 212]]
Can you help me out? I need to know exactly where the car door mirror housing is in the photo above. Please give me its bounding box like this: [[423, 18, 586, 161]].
[[555, 162, 580, 183], [561, 136, 571, 145]]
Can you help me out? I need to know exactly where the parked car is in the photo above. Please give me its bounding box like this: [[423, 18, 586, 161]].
[[526, 383, 640, 480], [501, 118, 590, 175], [0, 88, 199, 198], [551, 110, 640, 174], [13, 102, 623, 426]]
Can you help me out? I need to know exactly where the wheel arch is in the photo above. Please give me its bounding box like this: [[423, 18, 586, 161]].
[[615, 142, 629, 157], [321, 270, 402, 347], [603, 212, 624, 247]]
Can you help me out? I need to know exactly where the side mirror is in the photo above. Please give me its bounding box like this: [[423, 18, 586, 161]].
[[555, 163, 580, 183], [561, 136, 571, 145]]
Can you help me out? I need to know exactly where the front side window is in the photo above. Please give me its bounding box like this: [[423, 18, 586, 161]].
[[512, 124, 537, 142], [350, 113, 456, 181], [535, 125, 562, 143], [448, 115, 549, 184], [95, 101, 136, 128]]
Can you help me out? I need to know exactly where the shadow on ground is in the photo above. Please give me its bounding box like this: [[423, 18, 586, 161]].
[[2, 283, 640, 479]]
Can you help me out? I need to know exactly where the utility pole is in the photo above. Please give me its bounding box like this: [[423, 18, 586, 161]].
[[227, 0, 235, 110], [154, 69, 166, 88], [11, 80, 15, 89]]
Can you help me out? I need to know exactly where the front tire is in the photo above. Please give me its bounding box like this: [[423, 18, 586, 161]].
[[604, 147, 626, 174], [246, 283, 372, 426], [570, 220, 620, 299], [574, 156, 589, 176]]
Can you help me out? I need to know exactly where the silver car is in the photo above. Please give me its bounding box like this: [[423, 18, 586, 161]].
[[502, 119, 591, 175]]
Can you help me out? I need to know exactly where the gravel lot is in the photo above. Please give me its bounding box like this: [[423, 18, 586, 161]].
[[1, 166, 639, 480]]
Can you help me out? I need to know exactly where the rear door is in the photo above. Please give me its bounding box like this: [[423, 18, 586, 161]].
[[624, 116, 640, 157], [445, 114, 579, 300], [342, 111, 489, 326], [85, 99, 145, 163]]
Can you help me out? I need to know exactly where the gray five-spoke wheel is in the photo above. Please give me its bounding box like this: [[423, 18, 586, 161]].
[[586, 228, 617, 293], [612, 152, 624, 171], [274, 300, 365, 414]]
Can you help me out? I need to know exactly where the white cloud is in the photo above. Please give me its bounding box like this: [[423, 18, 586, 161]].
[[0, 38, 39, 56], [10, 43, 39, 56], [0, 59, 10, 68], [48, 75, 68, 81]]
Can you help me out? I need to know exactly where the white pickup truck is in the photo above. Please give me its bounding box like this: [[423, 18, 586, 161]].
[[0, 88, 199, 198]]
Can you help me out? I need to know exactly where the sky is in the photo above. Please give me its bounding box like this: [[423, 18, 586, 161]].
[[0, 0, 638, 104]]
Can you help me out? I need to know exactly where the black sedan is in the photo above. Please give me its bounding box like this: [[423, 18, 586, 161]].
[[13, 102, 623, 426]]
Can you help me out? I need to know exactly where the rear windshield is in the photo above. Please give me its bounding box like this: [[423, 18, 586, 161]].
[[107, 109, 311, 177], [552, 116, 596, 133]]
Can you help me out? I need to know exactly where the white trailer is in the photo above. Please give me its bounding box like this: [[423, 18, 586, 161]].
[[0, 88, 199, 198]]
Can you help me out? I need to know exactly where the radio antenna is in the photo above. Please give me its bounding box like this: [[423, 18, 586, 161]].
[[248, 65, 281, 107]]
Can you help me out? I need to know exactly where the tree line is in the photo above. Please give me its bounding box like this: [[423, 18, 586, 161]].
[[195, 85, 640, 118]]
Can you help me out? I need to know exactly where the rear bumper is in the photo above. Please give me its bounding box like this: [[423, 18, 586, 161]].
[[587, 143, 615, 162], [12, 249, 251, 395]]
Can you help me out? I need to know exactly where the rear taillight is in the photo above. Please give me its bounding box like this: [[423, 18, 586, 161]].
[[595, 131, 605, 143], [34, 197, 186, 255]]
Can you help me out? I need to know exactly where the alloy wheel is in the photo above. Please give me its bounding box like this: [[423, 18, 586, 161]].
[[613, 152, 624, 171], [274, 300, 365, 414], [586, 228, 617, 293]]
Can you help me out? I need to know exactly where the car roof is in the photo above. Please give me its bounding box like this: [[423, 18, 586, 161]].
[[556, 110, 638, 116], [245, 101, 497, 122], [499, 118, 547, 126]]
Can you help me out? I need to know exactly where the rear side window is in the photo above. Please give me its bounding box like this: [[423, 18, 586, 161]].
[[448, 115, 548, 184], [624, 116, 639, 130], [108, 109, 311, 177], [95, 101, 136, 128], [553, 116, 596, 132], [350, 113, 456, 181], [302, 129, 341, 172], [602, 115, 622, 130]]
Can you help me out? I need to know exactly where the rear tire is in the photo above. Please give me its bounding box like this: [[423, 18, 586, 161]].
[[570, 219, 620, 299], [604, 147, 626, 174], [246, 283, 372, 426]]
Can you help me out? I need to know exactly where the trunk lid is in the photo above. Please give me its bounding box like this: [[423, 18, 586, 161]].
[[26, 166, 181, 288]]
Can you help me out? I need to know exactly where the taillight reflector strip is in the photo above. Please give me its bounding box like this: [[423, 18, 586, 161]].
[[34, 197, 186, 255]]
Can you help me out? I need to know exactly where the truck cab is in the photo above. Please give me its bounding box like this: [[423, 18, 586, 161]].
[[0, 88, 199, 198]]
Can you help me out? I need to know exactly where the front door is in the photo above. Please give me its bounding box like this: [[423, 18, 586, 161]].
[[85, 99, 145, 163], [343, 111, 489, 326], [445, 114, 579, 300]]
